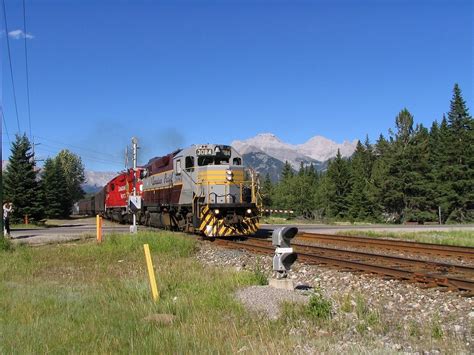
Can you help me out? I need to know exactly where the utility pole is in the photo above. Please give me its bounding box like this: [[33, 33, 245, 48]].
[[125, 146, 129, 170], [129, 137, 139, 234]]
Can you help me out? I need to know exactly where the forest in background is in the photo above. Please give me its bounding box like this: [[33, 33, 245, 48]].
[[261, 84, 473, 224]]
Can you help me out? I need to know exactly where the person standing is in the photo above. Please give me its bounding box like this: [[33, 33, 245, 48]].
[[3, 202, 13, 238]]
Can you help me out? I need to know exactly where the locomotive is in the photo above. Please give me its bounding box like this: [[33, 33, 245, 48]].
[[78, 168, 144, 224], [78, 144, 260, 237]]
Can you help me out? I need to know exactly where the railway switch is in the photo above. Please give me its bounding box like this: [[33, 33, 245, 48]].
[[272, 226, 298, 279]]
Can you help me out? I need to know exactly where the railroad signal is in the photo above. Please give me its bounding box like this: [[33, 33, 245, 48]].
[[272, 226, 298, 279]]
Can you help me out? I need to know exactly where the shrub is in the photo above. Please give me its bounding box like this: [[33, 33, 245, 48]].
[[306, 291, 332, 320]]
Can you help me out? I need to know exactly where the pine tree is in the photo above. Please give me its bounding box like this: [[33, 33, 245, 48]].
[[437, 84, 474, 222], [369, 134, 391, 221], [348, 141, 373, 220], [41, 158, 69, 218], [3, 134, 44, 222], [261, 173, 273, 208], [403, 124, 436, 222], [281, 161, 294, 181], [325, 150, 351, 219]]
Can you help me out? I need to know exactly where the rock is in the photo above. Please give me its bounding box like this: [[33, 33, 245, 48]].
[[143, 313, 176, 326]]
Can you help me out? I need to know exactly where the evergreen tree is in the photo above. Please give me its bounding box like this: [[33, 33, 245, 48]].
[[438, 84, 474, 222], [382, 109, 416, 222], [261, 173, 273, 208], [325, 149, 351, 218], [348, 141, 373, 220], [403, 124, 436, 222], [3, 134, 44, 222], [281, 161, 294, 181], [41, 158, 69, 218], [369, 134, 391, 220]]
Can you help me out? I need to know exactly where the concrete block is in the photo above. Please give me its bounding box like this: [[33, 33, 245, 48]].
[[268, 278, 294, 291]]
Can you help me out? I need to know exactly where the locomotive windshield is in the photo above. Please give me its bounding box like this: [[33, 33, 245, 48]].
[[198, 156, 229, 166]]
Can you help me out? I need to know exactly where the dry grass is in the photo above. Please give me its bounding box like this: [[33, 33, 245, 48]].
[[339, 230, 474, 247]]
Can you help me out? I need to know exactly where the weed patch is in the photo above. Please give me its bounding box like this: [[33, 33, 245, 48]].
[[306, 289, 332, 320], [0, 237, 13, 251]]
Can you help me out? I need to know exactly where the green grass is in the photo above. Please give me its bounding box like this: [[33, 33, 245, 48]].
[[338, 230, 474, 247], [1, 231, 469, 353], [0, 231, 324, 354]]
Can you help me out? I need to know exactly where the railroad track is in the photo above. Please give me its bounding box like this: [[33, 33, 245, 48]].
[[214, 238, 474, 295], [295, 232, 474, 261]]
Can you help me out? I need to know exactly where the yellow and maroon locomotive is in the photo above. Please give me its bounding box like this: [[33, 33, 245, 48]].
[[140, 144, 259, 237]]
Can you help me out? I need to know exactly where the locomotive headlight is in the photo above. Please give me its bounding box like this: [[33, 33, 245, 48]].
[[214, 209, 220, 215], [226, 175, 233, 181], [246, 209, 252, 214], [226, 169, 233, 181], [139, 185, 143, 192]]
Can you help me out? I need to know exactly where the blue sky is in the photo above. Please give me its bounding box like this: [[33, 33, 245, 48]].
[[2, 0, 472, 171]]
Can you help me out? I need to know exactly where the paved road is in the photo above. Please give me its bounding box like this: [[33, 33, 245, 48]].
[[9, 220, 130, 245], [8, 220, 473, 245]]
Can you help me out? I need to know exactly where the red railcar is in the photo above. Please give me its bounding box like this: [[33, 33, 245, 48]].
[[104, 168, 144, 223]]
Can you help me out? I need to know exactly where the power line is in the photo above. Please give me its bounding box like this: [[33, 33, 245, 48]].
[[37, 143, 125, 166], [22, 0, 32, 140], [2, 0, 21, 133], [1, 109, 11, 144], [34, 134, 124, 160]]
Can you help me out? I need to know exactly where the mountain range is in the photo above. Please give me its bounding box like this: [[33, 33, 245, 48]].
[[232, 133, 357, 180]]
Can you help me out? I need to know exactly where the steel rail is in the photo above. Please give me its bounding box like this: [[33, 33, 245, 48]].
[[294, 232, 474, 260], [214, 239, 474, 293]]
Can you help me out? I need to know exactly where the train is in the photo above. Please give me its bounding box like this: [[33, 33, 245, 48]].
[[78, 144, 260, 237]]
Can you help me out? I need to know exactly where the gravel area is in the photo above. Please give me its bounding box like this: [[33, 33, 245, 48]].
[[196, 241, 474, 353], [235, 286, 309, 320]]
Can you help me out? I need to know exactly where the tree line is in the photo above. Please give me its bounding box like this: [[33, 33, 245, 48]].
[[2, 134, 86, 222], [261, 84, 473, 223]]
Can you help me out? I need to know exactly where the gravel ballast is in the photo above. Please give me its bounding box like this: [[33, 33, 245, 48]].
[[196, 241, 474, 353]]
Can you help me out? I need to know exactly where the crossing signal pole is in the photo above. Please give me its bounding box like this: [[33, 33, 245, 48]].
[[129, 137, 139, 234]]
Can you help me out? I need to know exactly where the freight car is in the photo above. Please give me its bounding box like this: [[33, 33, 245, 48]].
[[140, 144, 259, 237], [77, 196, 95, 216]]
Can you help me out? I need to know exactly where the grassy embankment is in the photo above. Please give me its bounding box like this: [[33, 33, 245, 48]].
[[0, 232, 310, 353], [339, 230, 474, 247], [1, 231, 469, 353]]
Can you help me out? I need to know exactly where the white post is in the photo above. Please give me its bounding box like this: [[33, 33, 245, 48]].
[[130, 137, 138, 234]]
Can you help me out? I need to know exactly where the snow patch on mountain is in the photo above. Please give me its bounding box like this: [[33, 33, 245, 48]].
[[297, 135, 358, 162], [232, 133, 357, 168]]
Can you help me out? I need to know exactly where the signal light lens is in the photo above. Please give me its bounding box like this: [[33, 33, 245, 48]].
[[246, 209, 252, 214], [214, 209, 220, 215]]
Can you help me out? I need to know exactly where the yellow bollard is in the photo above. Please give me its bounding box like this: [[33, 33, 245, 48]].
[[143, 244, 159, 301], [96, 215, 102, 243]]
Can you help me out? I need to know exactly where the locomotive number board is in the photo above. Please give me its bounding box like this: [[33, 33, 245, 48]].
[[196, 148, 214, 155]]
